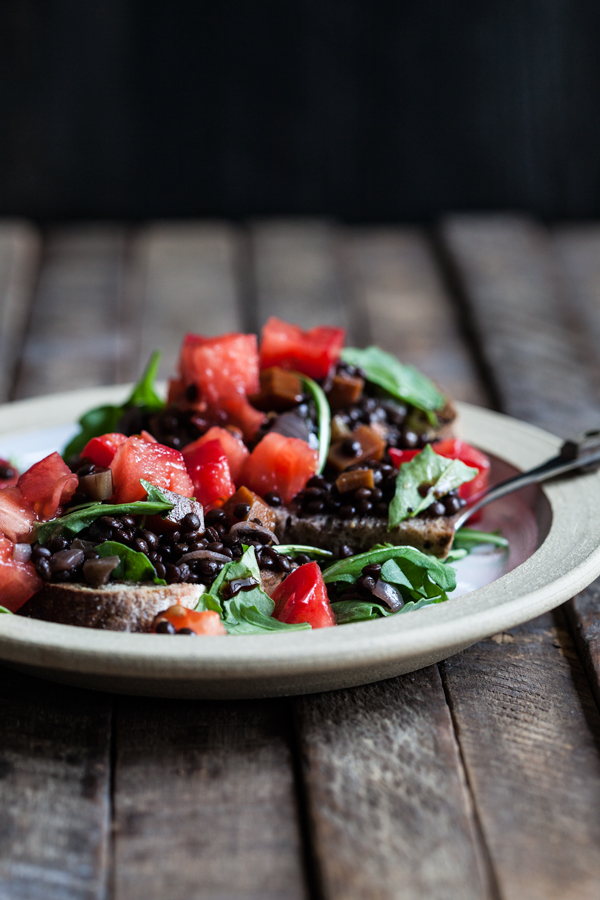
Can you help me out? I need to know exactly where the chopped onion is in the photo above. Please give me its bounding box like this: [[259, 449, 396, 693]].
[[229, 521, 279, 545], [372, 578, 404, 612], [13, 543, 32, 563], [78, 468, 113, 502]]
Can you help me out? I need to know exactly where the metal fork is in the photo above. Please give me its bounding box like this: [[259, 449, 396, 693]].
[[454, 428, 600, 530]]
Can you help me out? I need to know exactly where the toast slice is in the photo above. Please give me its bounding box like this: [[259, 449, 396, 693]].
[[20, 581, 204, 633], [276, 509, 457, 558]]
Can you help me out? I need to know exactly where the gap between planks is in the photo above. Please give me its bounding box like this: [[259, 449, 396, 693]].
[[439, 213, 600, 900], [251, 220, 497, 900]]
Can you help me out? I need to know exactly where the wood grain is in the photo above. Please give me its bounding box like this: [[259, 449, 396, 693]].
[[441, 214, 599, 437], [250, 222, 491, 899], [14, 225, 127, 399], [0, 220, 40, 402], [441, 613, 600, 900], [251, 219, 354, 338], [112, 698, 307, 900], [550, 223, 600, 707], [440, 213, 600, 899], [296, 669, 491, 900], [343, 227, 488, 405], [0, 667, 111, 900], [129, 222, 244, 383]]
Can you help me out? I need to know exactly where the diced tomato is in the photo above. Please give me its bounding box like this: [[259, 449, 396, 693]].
[[82, 433, 128, 467], [18, 452, 78, 520], [171, 332, 265, 440], [260, 317, 345, 380], [183, 439, 235, 510], [183, 427, 249, 483], [0, 487, 36, 542], [0, 458, 18, 490], [272, 562, 335, 628], [389, 439, 490, 500], [110, 436, 193, 503], [153, 604, 227, 635], [241, 432, 318, 504], [0, 537, 42, 612]]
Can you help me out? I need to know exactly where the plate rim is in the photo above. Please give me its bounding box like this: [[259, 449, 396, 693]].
[[0, 387, 598, 696]]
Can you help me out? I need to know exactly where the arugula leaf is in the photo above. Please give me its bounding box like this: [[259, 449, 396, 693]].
[[297, 374, 330, 474], [388, 444, 477, 527], [63, 350, 165, 459], [331, 599, 392, 624], [203, 545, 310, 634], [0, 606, 13, 615], [224, 604, 311, 634], [453, 528, 509, 549], [322, 544, 456, 592], [194, 592, 222, 614], [34, 482, 173, 545], [340, 346, 445, 416], [274, 544, 334, 559], [95, 541, 166, 585]]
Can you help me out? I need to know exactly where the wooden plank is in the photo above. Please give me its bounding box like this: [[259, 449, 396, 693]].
[[112, 698, 308, 900], [112, 221, 307, 899], [441, 612, 600, 900], [551, 224, 600, 708], [296, 668, 491, 900], [343, 227, 488, 404], [14, 225, 127, 399], [252, 220, 491, 899], [440, 213, 600, 899], [0, 220, 40, 402], [251, 219, 354, 338], [0, 667, 111, 900], [440, 214, 599, 437], [128, 222, 244, 383]]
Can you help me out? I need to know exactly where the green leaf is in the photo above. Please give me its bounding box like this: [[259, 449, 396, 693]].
[[340, 346, 445, 415], [274, 544, 334, 559], [63, 350, 165, 459], [445, 548, 469, 563], [194, 591, 221, 613], [95, 541, 166, 585], [388, 444, 478, 527], [297, 373, 331, 474], [126, 350, 164, 409], [331, 599, 392, 624], [453, 528, 509, 549], [0, 605, 13, 615], [322, 544, 456, 592], [224, 604, 311, 634], [34, 482, 173, 545]]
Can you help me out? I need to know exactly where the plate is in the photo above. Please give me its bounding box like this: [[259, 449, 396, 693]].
[[0, 388, 599, 699]]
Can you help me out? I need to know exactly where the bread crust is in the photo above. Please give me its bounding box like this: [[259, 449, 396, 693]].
[[275, 510, 457, 558], [20, 582, 203, 632]]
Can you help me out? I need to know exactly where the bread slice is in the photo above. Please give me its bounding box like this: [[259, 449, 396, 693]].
[[20, 581, 204, 633], [276, 510, 457, 558]]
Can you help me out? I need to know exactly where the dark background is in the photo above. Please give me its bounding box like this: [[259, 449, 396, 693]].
[[1, 0, 599, 222]]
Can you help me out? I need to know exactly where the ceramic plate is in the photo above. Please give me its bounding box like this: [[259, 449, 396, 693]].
[[0, 387, 598, 699]]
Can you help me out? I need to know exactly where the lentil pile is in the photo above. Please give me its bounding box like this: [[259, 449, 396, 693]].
[[294, 465, 466, 520], [30, 505, 288, 590]]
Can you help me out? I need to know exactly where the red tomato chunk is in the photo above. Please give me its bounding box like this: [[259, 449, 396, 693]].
[[260, 317, 345, 381], [241, 432, 318, 505], [272, 561, 335, 628], [170, 332, 265, 440], [0, 536, 42, 612], [183, 439, 236, 510], [18, 452, 78, 520], [110, 436, 193, 503], [153, 605, 227, 635], [81, 432, 128, 467], [183, 427, 249, 483]]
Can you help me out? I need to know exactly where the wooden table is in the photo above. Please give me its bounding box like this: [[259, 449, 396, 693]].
[[1, 216, 600, 900]]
